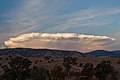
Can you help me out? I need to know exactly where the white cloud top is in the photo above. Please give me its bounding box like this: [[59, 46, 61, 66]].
[[5, 33, 115, 52]]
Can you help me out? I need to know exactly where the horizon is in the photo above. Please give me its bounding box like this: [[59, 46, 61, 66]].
[[0, 47, 119, 53], [0, 0, 120, 52]]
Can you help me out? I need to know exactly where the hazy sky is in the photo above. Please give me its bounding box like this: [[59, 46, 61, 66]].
[[0, 0, 120, 51]]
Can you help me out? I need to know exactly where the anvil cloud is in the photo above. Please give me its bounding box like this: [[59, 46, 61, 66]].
[[4, 33, 115, 52]]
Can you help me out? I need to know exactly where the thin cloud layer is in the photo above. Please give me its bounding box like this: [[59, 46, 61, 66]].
[[5, 33, 115, 52]]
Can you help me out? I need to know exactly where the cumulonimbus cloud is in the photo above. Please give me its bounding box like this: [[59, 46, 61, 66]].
[[4, 33, 115, 52]]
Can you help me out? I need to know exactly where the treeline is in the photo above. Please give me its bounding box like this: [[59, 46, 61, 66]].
[[0, 56, 119, 80]]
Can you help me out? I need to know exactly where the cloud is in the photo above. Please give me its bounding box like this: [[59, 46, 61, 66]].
[[1, 0, 120, 48], [4, 33, 115, 52]]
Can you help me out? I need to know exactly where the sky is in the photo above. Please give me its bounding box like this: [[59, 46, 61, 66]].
[[0, 0, 120, 52]]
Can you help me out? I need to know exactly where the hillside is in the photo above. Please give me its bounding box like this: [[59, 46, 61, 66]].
[[85, 50, 120, 57], [0, 48, 120, 58], [0, 48, 84, 58]]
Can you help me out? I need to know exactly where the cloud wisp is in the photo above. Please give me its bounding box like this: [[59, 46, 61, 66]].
[[3, 0, 120, 33], [5, 33, 115, 52], [45, 7, 120, 31]]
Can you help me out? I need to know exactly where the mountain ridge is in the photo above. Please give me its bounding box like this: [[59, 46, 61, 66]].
[[85, 50, 120, 57], [0, 48, 84, 58], [0, 48, 120, 57]]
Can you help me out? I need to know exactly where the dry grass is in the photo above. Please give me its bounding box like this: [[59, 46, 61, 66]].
[[0, 56, 120, 80]]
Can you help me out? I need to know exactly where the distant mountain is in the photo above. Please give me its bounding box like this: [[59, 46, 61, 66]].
[[85, 50, 120, 57], [0, 48, 84, 58], [111, 50, 120, 53], [0, 48, 120, 58]]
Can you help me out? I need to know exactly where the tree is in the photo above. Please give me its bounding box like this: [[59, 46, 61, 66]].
[[35, 60, 38, 64], [9, 56, 32, 80], [51, 59, 55, 62], [0, 63, 2, 66], [30, 66, 51, 80], [117, 59, 120, 64], [0, 57, 3, 60], [62, 57, 77, 75], [44, 56, 50, 60], [0, 65, 16, 80], [94, 61, 113, 80], [79, 63, 83, 67], [39, 60, 42, 62], [69, 70, 81, 80], [81, 63, 94, 80], [51, 65, 66, 80]]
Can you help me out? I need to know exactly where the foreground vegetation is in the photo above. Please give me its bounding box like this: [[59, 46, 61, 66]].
[[0, 56, 120, 80]]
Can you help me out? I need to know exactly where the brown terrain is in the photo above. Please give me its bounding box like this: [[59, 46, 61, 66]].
[[0, 56, 120, 80]]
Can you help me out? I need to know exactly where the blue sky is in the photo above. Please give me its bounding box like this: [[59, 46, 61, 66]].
[[0, 0, 120, 51]]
